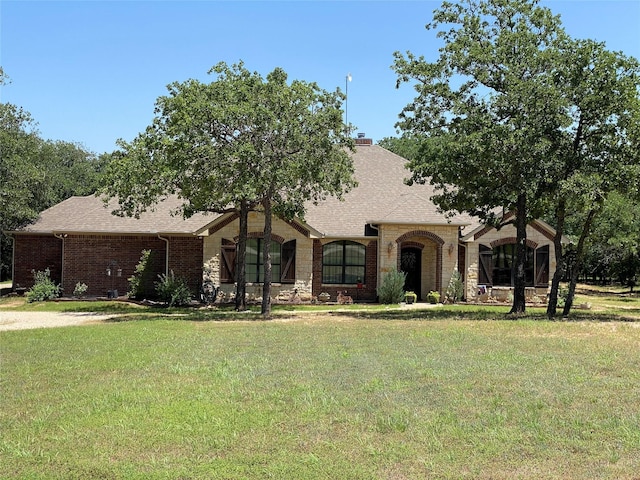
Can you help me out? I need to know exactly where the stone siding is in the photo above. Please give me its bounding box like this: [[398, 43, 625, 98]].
[[466, 223, 556, 301], [203, 211, 314, 302], [378, 224, 460, 299]]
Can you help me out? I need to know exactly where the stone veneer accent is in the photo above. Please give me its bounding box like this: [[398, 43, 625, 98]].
[[378, 224, 460, 300], [203, 211, 314, 302], [467, 223, 556, 300]]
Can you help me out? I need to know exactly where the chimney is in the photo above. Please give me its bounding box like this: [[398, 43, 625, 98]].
[[355, 132, 372, 146]]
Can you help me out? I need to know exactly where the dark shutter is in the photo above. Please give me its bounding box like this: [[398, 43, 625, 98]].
[[281, 240, 296, 283], [535, 245, 550, 287], [457, 243, 466, 279], [220, 239, 236, 283], [479, 244, 493, 286]]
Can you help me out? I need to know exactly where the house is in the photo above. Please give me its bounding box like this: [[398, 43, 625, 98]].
[[7, 137, 557, 303]]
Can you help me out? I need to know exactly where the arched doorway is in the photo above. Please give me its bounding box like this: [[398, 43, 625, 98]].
[[401, 247, 422, 300]]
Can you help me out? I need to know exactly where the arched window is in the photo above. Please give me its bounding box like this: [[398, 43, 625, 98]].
[[322, 240, 365, 284]]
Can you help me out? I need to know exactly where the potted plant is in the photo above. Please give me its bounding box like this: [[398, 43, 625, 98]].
[[427, 290, 440, 304], [404, 291, 417, 304], [318, 292, 331, 302]]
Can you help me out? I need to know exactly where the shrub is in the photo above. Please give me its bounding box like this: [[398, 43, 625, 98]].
[[26, 269, 61, 303], [404, 291, 417, 304], [128, 250, 153, 299], [445, 271, 464, 303], [427, 290, 441, 304], [155, 270, 192, 307], [73, 282, 88, 298], [377, 268, 406, 304]]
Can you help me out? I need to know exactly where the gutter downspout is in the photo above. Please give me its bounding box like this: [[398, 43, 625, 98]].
[[53, 233, 67, 290], [158, 235, 169, 276], [6, 232, 15, 288]]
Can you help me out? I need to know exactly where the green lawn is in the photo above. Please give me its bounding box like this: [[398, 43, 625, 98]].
[[2, 293, 640, 479]]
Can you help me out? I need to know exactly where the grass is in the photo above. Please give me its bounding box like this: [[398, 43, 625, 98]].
[[1, 287, 640, 479]]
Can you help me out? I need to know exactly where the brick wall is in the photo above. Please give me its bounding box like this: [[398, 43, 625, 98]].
[[63, 235, 166, 297], [312, 239, 378, 302], [12, 235, 63, 289], [167, 236, 204, 295]]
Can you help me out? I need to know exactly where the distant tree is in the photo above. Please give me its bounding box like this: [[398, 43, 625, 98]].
[[101, 62, 356, 316], [393, 0, 568, 314], [576, 193, 640, 289], [0, 79, 107, 281], [545, 39, 640, 317], [378, 134, 423, 162]]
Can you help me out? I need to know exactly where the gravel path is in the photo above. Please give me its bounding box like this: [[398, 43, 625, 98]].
[[0, 311, 118, 331]]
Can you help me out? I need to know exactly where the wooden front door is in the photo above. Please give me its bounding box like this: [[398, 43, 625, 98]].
[[401, 247, 422, 300]]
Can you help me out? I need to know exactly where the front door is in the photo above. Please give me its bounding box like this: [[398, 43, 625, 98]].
[[401, 247, 422, 300]]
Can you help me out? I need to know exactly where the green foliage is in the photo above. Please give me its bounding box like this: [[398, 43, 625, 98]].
[[72, 282, 88, 298], [557, 285, 570, 308], [155, 270, 192, 307], [25, 268, 61, 303], [427, 290, 441, 304], [128, 250, 153, 299], [445, 271, 464, 303], [578, 192, 640, 285], [393, 0, 640, 316], [100, 61, 357, 316], [404, 291, 417, 303], [377, 268, 407, 304], [378, 134, 424, 161], [0, 90, 109, 280]]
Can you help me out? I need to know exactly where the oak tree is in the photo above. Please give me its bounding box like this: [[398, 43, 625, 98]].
[[393, 0, 568, 313], [101, 62, 355, 315]]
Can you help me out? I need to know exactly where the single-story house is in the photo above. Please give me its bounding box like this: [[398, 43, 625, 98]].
[[6, 136, 558, 303]]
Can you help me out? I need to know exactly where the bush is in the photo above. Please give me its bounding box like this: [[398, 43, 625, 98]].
[[73, 282, 88, 298], [427, 290, 441, 304], [26, 269, 61, 303], [445, 271, 464, 303], [155, 270, 192, 307], [128, 249, 153, 299], [377, 268, 407, 304]]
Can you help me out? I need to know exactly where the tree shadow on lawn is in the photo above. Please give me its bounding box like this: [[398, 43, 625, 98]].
[[337, 306, 640, 323], [102, 303, 640, 324]]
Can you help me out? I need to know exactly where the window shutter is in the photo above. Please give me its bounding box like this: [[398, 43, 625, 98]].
[[479, 245, 493, 286], [535, 245, 550, 287], [220, 239, 236, 283], [281, 240, 296, 283]]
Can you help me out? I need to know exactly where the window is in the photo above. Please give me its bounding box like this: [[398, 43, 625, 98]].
[[246, 238, 280, 283], [322, 240, 365, 284], [220, 238, 296, 284], [479, 243, 549, 287]]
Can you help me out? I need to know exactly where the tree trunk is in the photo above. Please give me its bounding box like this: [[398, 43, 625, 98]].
[[235, 200, 249, 311], [547, 199, 566, 318], [261, 198, 273, 317], [509, 193, 527, 315], [563, 208, 598, 317]]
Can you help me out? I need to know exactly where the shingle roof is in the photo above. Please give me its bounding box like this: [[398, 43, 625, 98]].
[[15, 145, 482, 237], [16, 195, 217, 235], [303, 144, 479, 237]]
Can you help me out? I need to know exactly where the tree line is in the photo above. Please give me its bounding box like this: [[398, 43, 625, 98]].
[[0, 68, 111, 281]]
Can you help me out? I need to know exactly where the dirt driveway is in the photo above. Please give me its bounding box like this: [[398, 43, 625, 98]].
[[0, 311, 118, 331]]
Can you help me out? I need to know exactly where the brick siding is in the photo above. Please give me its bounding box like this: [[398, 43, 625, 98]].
[[312, 239, 378, 302], [12, 235, 63, 289], [13, 234, 203, 298]]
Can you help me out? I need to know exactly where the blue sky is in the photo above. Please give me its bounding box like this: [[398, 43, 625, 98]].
[[2, 0, 639, 154]]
